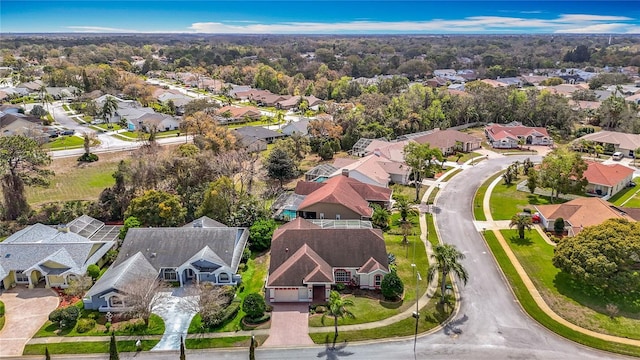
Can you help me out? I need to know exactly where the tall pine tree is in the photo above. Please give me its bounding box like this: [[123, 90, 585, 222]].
[[109, 332, 119, 360]]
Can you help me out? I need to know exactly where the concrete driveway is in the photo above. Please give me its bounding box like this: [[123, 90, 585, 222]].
[[151, 288, 197, 351], [263, 303, 313, 347], [0, 288, 59, 357]]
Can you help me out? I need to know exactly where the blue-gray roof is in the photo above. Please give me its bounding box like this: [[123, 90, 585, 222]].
[[86, 252, 157, 298]]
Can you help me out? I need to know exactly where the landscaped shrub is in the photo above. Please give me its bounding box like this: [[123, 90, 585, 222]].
[[87, 265, 100, 280], [314, 305, 327, 314], [381, 270, 404, 301], [77, 153, 99, 162], [242, 293, 266, 320], [554, 217, 565, 235], [202, 300, 241, 329], [76, 318, 96, 333], [0, 301, 4, 316], [49, 306, 80, 329], [121, 319, 146, 333], [334, 283, 346, 292]]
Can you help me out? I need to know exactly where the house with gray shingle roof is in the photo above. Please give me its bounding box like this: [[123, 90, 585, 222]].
[[0, 216, 117, 290], [83, 217, 248, 312]]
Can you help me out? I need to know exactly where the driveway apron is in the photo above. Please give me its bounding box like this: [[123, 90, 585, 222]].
[[0, 288, 59, 357], [151, 288, 197, 351], [263, 303, 313, 347]]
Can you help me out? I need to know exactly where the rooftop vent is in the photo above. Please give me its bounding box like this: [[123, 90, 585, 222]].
[[150, 252, 157, 258]]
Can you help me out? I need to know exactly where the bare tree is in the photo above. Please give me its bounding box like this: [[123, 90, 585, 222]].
[[64, 275, 93, 297], [121, 275, 168, 326], [183, 284, 234, 328]]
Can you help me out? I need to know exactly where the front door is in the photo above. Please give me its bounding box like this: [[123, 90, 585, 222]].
[[313, 285, 326, 302], [185, 269, 194, 280]]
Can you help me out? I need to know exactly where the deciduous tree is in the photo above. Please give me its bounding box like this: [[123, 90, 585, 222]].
[[124, 190, 186, 227], [537, 148, 588, 202]]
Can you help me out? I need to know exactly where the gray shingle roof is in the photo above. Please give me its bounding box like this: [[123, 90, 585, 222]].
[[183, 216, 227, 229], [86, 252, 157, 298], [114, 227, 248, 273], [233, 126, 285, 140]]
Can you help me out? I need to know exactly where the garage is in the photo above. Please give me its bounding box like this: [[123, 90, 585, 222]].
[[274, 287, 301, 302]]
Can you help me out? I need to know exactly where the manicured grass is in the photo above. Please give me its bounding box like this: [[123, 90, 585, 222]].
[[226, 119, 283, 129], [609, 178, 640, 207], [189, 252, 269, 333], [310, 292, 452, 344], [473, 171, 503, 221], [43, 135, 85, 150], [62, 104, 71, 112], [425, 213, 439, 247], [439, 168, 463, 182], [82, 115, 92, 122], [94, 123, 123, 131], [391, 184, 426, 204], [26, 153, 122, 205], [500, 229, 640, 339], [309, 295, 401, 327], [446, 151, 481, 164], [483, 231, 640, 357], [34, 312, 165, 338], [490, 179, 565, 220], [23, 340, 158, 355], [185, 336, 252, 349], [0, 300, 4, 332], [426, 187, 439, 205]]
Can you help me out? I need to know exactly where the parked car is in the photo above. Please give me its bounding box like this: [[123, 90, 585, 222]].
[[628, 182, 637, 188], [61, 129, 75, 135], [612, 152, 624, 161]]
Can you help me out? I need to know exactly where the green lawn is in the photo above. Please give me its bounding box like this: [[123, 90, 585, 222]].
[[446, 151, 481, 164], [500, 229, 640, 340], [62, 104, 71, 112], [426, 187, 439, 205], [43, 136, 85, 150], [226, 120, 283, 129], [391, 184, 426, 204], [189, 252, 269, 333], [94, 123, 123, 131], [482, 231, 640, 357], [310, 291, 452, 344], [609, 178, 640, 207], [490, 180, 565, 220], [309, 295, 401, 327], [23, 340, 158, 355], [439, 169, 463, 182], [185, 336, 252, 349], [26, 157, 119, 205], [425, 213, 439, 247], [34, 311, 165, 338], [473, 171, 503, 221], [0, 300, 4, 332]]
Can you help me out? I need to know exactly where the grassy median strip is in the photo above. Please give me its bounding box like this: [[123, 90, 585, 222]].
[[473, 171, 503, 221], [439, 168, 463, 182], [23, 340, 159, 355], [185, 336, 251, 349], [482, 231, 640, 357]]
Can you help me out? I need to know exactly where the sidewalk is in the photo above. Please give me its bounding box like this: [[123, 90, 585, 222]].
[[480, 171, 640, 348]]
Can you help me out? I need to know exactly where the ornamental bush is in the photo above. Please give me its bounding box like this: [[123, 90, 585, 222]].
[[381, 270, 404, 301], [242, 293, 266, 320]]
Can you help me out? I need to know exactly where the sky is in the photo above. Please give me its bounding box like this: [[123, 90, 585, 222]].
[[1, 1, 640, 34]]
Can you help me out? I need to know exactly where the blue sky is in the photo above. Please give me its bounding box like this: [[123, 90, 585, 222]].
[[2, 1, 640, 34]]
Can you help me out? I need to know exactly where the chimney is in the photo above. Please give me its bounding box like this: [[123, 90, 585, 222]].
[[341, 169, 349, 177]]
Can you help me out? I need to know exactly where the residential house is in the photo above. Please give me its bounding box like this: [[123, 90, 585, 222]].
[[15, 80, 44, 93], [583, 161, 634, 198], [304, 163, 338, 182], [330, 151, 410, 187], [45, 87, 78, 101], [534, 197, 639, 236], [282, 119, 310, 136], [84, 217, 248, 312], [0, 215, 117, 290], [412, 129, 482, 155], [625, 93, 640, 105], [276, 95, 324, 111], [425, 77, 448, 88], [266, 218, 389, 303], [485, 122, 552, 148], [576, 130, 640, 158], [296, 174, 392, 220], [135, 113, 181, 132], [215, 106, 261, 124], [233, 126, 285, 146]]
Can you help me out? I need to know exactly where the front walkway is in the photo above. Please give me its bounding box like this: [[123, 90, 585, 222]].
[[262, 303, 313, 347], [0, 288, 59, 357], [151, 288, 197, 351]]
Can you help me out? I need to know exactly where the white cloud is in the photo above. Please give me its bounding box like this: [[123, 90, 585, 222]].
[[188, 14, 639, 34]]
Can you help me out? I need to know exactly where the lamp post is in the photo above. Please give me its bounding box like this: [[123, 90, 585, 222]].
[[413, 270, 422, 354]]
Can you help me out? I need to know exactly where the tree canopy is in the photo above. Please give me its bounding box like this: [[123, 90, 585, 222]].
[[553, 219, 640, 297], [534, 148, 588, 202], [124, 190, 186, 227]]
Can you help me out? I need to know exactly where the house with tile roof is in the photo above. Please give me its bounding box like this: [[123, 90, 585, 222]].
[[576, 130, 640, 158], [296, 174, 392, 220], [485, 122, 552, 148], [583, 161, 634, 198], [0, 215, 117, 290], [412, 129, 481, 155], [215, 105, 262, 124], [84, 217, 248, 312], [266, 218, 389, 303], [534, 197, 639, 236]]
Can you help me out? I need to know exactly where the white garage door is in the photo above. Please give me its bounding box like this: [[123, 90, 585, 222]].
[[275, 288, 299, 302]]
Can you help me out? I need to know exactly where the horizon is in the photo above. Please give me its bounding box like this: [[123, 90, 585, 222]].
[[1, 1, 640, 34]]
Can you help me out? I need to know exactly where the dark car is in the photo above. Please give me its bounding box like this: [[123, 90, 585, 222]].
[[629, 182, 637, 188], [61, 130, 75, 135]]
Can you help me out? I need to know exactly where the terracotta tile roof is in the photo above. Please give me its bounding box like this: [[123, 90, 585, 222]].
[[216, 105, 261, 118], [584, 161, 634, 187], [485, 124, 550, 141], [534, 197, 634, 235], [413, 129, 481, 149], [297, 176, 391, 218], [268, 223, 388, 287], [331, 155, 404, 187]]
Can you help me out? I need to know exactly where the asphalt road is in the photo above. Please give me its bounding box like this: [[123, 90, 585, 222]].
[[15, 154, 630, 360]]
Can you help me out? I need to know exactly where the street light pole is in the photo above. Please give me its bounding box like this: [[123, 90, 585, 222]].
[[414, 270, 422, 354]]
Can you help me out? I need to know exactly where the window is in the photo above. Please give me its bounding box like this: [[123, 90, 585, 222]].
[[15, 270, 29, 283], [218, 273, 230, 282], [336, 214, 341, 220], [334, 269, 350, 283], [109, 296, 124, 308], [374, 275, 382, 287], [162, 268, 177, 281], [319, 213, 325, 219]]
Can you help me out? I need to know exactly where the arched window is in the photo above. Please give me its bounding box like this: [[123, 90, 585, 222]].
[[218, 273, 230, 282], [110, 296, 124, 307], [334, 269, 350, 283]]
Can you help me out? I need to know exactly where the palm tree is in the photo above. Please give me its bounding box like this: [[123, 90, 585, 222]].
[[427, 244, 469, 304], [594, 144, 604, 159], [321, 290, 355, 349], [393, 195, 416, 223], [509, 214, 533, 240], [101, 96, 119, 128]]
